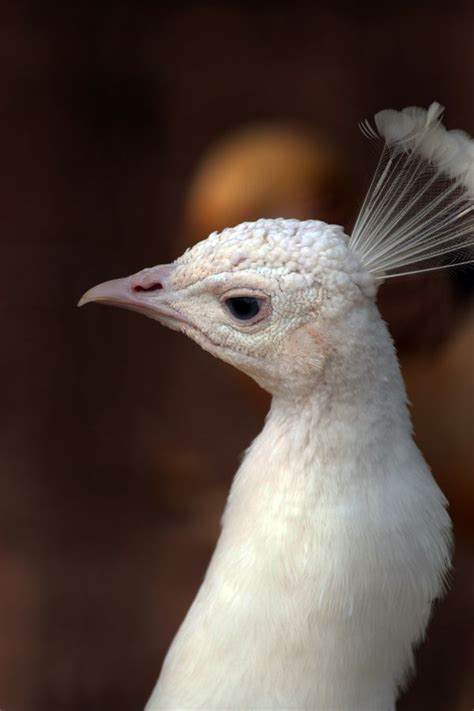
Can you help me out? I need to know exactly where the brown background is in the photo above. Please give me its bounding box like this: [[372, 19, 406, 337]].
[[0, 2, 473, 710]]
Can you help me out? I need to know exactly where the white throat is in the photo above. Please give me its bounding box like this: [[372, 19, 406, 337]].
[[147, 311, 451, 711]]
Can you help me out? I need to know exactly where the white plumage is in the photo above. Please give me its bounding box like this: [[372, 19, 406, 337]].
[[79, 103, 474, 710], [353, 102, 474, 276]]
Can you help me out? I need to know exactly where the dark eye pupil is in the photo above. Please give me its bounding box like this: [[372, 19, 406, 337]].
[[226, 296, 261, 320]]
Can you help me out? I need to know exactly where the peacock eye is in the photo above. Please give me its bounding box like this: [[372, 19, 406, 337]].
[[225, 296, 262, 321]]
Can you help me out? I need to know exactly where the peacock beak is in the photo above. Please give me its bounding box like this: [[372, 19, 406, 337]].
[[78, 264, 189, 327]]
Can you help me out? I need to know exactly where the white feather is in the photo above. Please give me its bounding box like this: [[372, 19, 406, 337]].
[[351, 102, 474, 279], [147, 303, 452, 711]]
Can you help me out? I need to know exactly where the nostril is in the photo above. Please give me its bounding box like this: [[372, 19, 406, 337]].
[[133, 281, 163, 293]]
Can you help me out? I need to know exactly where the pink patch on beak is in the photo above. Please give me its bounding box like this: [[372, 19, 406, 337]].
[[129, 265, 175, 293]]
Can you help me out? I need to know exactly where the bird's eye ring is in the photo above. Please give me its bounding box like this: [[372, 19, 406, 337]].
[[225, 296, 262, 321]]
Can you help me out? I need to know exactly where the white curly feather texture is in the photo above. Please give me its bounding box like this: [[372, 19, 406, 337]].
[[351, 102, 474, 278]]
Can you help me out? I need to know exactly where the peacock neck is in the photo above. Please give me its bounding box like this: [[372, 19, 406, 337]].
[[151, 309, 447, 711], [227, 310, 412, 511]]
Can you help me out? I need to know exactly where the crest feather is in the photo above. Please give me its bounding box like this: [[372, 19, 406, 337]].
[[351, 102, 474, 279]]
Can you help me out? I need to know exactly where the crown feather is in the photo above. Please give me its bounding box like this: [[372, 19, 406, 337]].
[[351, 102, 474, 279]]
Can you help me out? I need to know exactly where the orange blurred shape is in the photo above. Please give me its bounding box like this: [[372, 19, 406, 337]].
[[183, 123, 356, 247]]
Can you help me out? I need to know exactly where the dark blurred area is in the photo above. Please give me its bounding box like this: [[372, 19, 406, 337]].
[[0, 2, 473, 710]]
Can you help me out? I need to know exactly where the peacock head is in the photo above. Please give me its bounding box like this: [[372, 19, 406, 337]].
[[79, 218, 375, 396], [80, 104, 474, 395]]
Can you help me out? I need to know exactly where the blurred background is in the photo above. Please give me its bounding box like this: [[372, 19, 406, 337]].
[[0, 1, 473, 709]]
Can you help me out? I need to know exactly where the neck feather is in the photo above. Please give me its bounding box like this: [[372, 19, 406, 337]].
[[225, 307, 412, 520], [152, 307, 450, 711]]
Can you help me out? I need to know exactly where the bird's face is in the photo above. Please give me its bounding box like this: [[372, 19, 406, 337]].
[[80, 219, 374, 396]]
